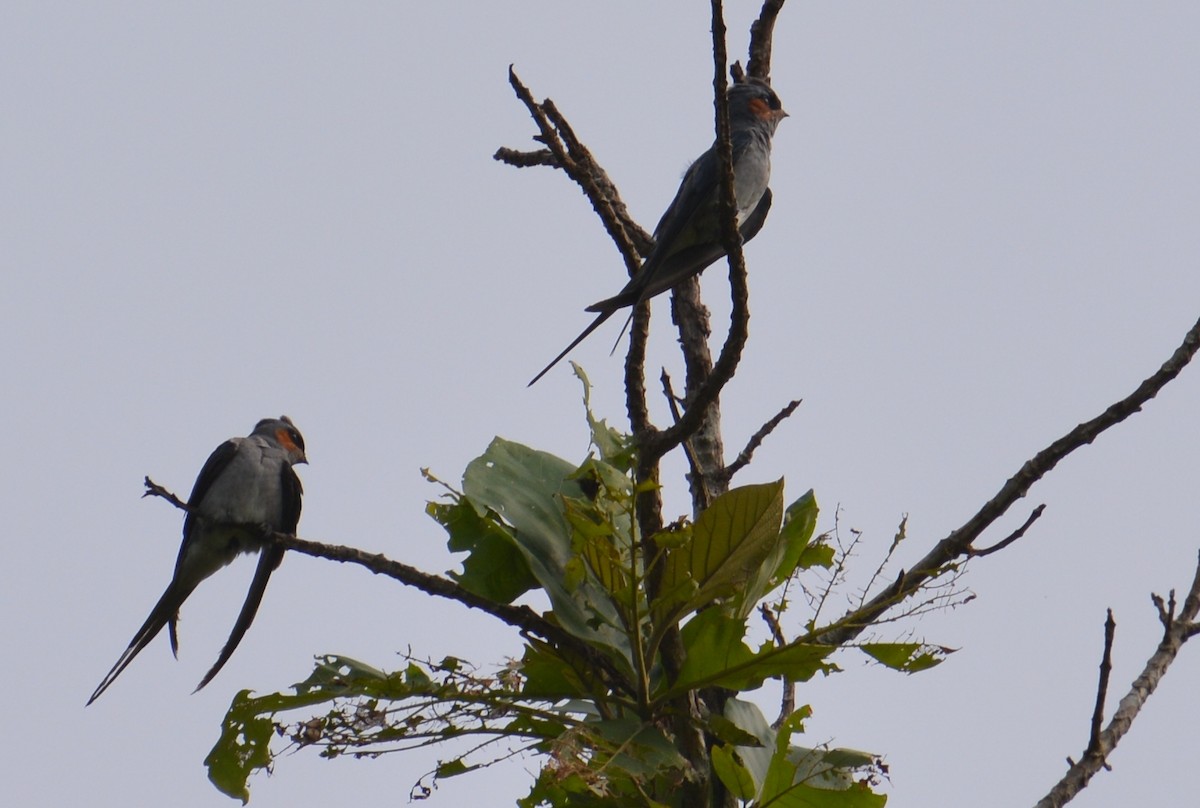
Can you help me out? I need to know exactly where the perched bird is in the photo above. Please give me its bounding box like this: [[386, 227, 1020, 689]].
[[529, 79, 788, 386], [87, 416, 307, 704]]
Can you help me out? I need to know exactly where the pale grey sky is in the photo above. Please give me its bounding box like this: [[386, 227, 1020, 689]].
[[4, 3, 1200, 806]]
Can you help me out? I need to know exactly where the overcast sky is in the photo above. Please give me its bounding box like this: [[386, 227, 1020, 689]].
[[5, 3, 1200, 806]]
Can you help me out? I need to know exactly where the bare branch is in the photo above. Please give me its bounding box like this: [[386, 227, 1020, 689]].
[[747, 0, 787, 80], [1034, 552, 1200, 807], [967, 505, 1046, 558], [670, 276, 726, 510], [624, 301, 653, 435], [492, 147, 557, 168], [500, 67, 649, 265], [142, 476, 197, 513], [817, 314, 1200, 648], [722, 398, 802, 482], [1085, 610, 1116, 760]]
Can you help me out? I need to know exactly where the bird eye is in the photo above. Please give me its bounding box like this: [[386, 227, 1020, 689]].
[[289, 429, 305, 451]]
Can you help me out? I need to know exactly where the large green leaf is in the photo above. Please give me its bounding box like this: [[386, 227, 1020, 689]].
[[430, 498, 538, 603], [653, 480, 785, 626], [711, 744, 757, 801], [773, 490, 819, 582], [463, 438, 630, 660], [658, 609, 835, 699], [730, 489, 818, 619], [205, 689, 274, 804], [588, 715, 689, 777]]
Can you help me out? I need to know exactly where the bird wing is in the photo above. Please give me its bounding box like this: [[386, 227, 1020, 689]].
[[585, 185, 773, 314], [166, 437, 241, 656], [180, 438, 241, 544], [591, 129, 764, 312]]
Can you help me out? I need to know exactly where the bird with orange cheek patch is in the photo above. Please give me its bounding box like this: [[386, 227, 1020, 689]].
[[88, 416, 307, 703], [530, 78, 787, 385]]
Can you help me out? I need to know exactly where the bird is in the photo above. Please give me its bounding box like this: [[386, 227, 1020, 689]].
[[529, 79, 788, 386], [87, 416, 307, 704]]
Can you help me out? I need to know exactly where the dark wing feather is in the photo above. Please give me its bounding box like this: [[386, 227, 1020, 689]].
[[180, 438, 240, 546], [280, 463, 303, 534], [167, 437, 240, 656], [585, 186, 772, 313]]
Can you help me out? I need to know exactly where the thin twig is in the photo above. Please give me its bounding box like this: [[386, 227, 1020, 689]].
[[1085, 610, 1117, 761], [967, 505, 1047, 558], [722, 398, 802, 481], [1034, 552, 1200, 808], [492, 147, 557, 168], [501, 68, 648, 267]]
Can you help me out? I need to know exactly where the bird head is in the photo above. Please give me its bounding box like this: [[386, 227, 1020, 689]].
[[729, 80, 787, 132], [254, 415, 308, 465]]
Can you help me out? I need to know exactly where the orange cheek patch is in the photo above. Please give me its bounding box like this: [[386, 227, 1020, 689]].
[[748, 98, 770, 119], [275, 428, 299, 454]]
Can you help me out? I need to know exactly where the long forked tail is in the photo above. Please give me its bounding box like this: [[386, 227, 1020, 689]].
[[86, 582, 190, 705], [193, 545, 283, 693], [528, 309, 615, 386]]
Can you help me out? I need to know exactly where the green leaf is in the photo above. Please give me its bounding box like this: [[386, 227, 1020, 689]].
[[205, 690, 275, 804], [860, 642, 952, 673], [462, 438, 630, 660], [797, 536, 835, 570], [723, 697, 778, 794], [589, 716, 689, 777], [660, 610, 835, 698], [573, 362, 637, 469], [706, 713, 764, 748], [711, 744, 757, 801], [730, 489, 818, 619], [774, 490, 819, 582], [653, 480, 785, 626], [431, 498, 538, 603], [769, 782, 887, 808], [435, 759, 470, 778], [762, 710, 810, 800], [762, 710, 886, 808], [518, 642, 590, 699]]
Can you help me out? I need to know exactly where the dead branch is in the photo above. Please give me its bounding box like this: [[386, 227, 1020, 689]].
[[816, 314, 1200, 648], [1034, 553, 1200, 807], [722, 398, 802, 482]]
